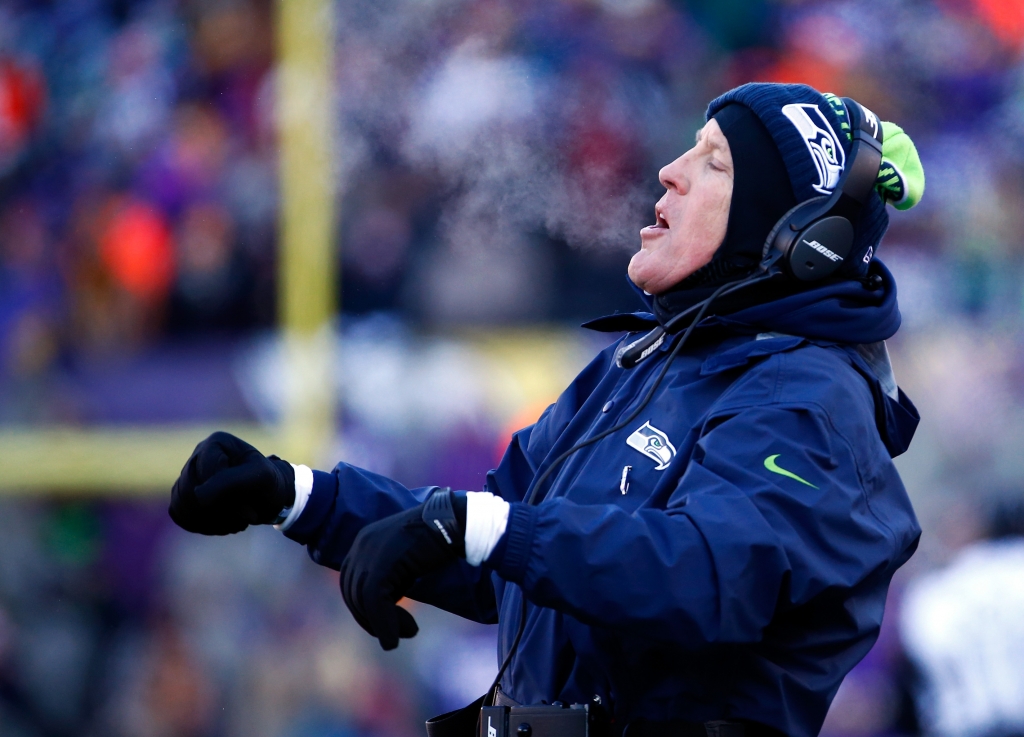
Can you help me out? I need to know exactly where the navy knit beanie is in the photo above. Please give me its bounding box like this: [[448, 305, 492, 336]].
[[706, 83, 889, 279], [712, 103, 795, 274]]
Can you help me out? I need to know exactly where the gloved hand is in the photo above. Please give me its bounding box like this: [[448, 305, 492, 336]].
[[340, 488, 467, 650], [169, 431, 295, 535]]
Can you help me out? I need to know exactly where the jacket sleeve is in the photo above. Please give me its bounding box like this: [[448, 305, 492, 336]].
[[485, 403, 918, 648], [282, 463, 501, 622], [282, 342, 620, 622]]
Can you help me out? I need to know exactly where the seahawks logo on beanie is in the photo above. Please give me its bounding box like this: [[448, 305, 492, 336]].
[[781, 103, 846, 195]]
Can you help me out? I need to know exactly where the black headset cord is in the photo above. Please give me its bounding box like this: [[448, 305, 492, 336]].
[[484, 276, 746, 704]]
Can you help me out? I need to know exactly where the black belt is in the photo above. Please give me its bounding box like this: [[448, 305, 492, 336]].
[[496, 691, 777, 737], [624, 719, 785, 737], [425, 692, 784, 737], [493, 689, 520, 707]]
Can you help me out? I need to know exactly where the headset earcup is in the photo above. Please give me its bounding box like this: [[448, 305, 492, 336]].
[[761, 198, 828, 271], [787, 216, 855, 281]]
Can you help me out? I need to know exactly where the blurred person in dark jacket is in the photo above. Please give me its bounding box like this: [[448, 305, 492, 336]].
[[169, 83, 926, 737], [166, 201, 254, 335], [901, 499, 1024, 737]]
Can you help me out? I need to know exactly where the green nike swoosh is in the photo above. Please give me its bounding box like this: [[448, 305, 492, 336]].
[[764, 454, 818, 489]]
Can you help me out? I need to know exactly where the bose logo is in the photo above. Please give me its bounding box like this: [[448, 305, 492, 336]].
[[639, 335, 665, 361], [488, 717, 497, 737], [802, 239, 843, 263]]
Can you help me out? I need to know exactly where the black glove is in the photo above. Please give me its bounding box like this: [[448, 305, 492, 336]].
[[340, 488, 467, 650], [169, 431, 295, 535]]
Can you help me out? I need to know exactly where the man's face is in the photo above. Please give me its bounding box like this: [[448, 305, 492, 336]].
[[628, 117, 734, 295]]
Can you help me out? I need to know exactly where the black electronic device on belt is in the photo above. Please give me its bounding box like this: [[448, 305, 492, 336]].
[[616, 97, 884, 371], [478, 704, 756, 737], [480, 703, 593, 737]]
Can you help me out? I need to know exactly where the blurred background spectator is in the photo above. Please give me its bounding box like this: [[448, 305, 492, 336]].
[[900, 500, 1024, 737], [1, 0, 1024, 735]]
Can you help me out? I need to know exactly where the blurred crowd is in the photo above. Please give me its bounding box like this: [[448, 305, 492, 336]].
[[3, 0, 1024, 735]]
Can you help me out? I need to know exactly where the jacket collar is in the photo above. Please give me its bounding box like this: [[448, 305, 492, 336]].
[[583, 260, 901, 347]]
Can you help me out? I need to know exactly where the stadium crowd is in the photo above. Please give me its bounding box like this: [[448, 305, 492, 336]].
[[1, 0, 1024, 735]]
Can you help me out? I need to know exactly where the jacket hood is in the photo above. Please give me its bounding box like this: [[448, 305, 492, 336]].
[[708, 259, 901, 344], [590, 260, 901, 345], [705, 259, 917, 457]]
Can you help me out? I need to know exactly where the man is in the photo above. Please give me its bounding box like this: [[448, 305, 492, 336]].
[[170, 83, 925, 737], [901, 500, 1024, 737]]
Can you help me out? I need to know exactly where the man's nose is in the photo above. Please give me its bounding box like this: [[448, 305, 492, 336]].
[[658, 156, 689, 194]]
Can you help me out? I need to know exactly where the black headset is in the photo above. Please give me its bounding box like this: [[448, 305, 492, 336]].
[[484, 98, 885, 704], [616, 96, 884, 370]]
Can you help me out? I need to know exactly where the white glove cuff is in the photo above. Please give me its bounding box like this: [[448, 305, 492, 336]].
[[464, 491, 510, 566], [275, 464, 313, 532]]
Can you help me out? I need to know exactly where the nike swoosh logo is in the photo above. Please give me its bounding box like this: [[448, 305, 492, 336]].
[[764, 454, 818, 489]]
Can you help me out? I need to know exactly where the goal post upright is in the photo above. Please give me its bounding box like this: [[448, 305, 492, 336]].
[[275, 0, 338, 467]]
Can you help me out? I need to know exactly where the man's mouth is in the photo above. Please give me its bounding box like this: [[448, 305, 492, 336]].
[[644, 207, 669, 231], [654, 205, 669, 228]]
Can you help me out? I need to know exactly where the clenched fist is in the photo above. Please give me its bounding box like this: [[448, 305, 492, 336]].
[[169, 432, 295, 535]]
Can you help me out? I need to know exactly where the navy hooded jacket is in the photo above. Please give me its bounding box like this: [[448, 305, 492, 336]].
[[282, 260, 921, 737]]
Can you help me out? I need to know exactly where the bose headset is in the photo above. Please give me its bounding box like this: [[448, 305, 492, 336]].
[[484, 97, 885, 704]]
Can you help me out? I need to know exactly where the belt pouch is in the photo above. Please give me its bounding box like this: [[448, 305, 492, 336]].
[[481, 704, 590, 737]]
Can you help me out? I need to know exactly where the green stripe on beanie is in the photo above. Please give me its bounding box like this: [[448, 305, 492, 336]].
[[823, 93, 924, 210], [822, 93, 851, 140]]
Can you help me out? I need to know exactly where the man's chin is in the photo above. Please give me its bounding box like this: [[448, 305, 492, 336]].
[[626, 254, 651, 292], [628, 266, 663, 295]]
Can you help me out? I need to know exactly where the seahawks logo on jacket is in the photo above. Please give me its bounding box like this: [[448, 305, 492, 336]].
[[626, 422, 676, 470], [782, 103, 845, 194]]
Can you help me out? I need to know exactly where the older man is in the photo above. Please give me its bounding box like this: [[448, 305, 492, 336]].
[[170, 83, 925, 737]]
